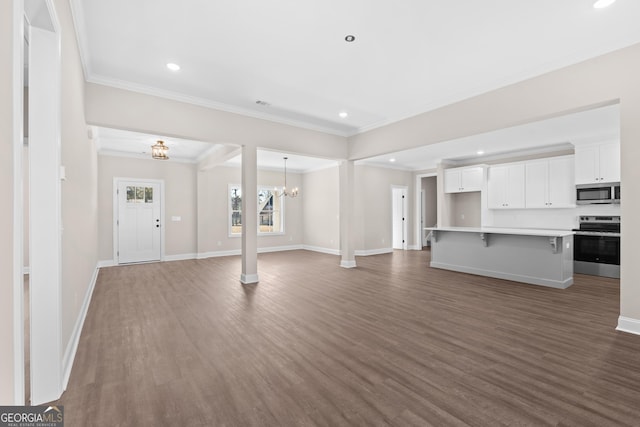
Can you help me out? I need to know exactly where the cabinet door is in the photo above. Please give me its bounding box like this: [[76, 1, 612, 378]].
[[487, 166, 507, 208], [548, 157, 575, 208], [525, 161, 548, 208], [505, 164, 525, 208], [444, 169, 462, 193], [460, 167, 483, 192], [599, 143, 620, 182], [575, 146, 599, 184]]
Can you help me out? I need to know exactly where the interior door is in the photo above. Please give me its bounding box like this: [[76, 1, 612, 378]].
[[392, 187, 408, 250], [117, 181, 162, 263]]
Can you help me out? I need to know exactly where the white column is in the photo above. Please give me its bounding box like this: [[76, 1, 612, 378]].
[[241, 145, 259, 283], [339, 160, 356, 268]]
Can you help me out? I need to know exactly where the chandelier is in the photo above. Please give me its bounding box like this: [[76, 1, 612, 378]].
[[275, 157, 298, 198], [151, 140, 169, 160]]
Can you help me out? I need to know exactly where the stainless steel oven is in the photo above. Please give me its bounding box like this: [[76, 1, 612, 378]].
[[573, 216, 620, 278]]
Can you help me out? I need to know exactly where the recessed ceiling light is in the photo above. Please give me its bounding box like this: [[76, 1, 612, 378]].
[[593, 0, 616, 8], [477, 150, 485, 155], [339, 111, 348, 118], [389, 158, 396, 162], [345, 35, 356, 42], [166, 63, 180, 71]]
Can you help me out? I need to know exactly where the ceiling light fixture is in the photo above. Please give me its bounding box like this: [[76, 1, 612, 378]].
[[256, 100, 271, 106], [477, 150, 485, 155], [593, 0, 616, 8], [345, 35, 355, 42], [339, 111, 348, 118], [389, 158, 396, 162], [166, 63, 180, 71], [151, 140, 169, 160], [274, 157, 298, 198]]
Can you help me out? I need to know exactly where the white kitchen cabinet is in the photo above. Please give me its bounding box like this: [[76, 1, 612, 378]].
[[575, 142, 620, 184], [487, 163, 525, 209], [525, 156, 574, 208], [444, 166, 483, 193]]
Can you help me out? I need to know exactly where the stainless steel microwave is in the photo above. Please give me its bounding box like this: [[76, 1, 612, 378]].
[[576, 182, 620, 205]]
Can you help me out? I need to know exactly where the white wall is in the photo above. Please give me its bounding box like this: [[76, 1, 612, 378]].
[[98, 155, 198, 260], [302, 166, 340, 252], [0, 0, 18, 403]]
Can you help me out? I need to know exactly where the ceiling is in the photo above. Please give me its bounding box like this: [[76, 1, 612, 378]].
[[359, 104, 620, 170], [70, 0, 640, 137]]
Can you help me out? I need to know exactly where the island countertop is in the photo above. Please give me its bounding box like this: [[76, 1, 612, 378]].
[[425, 226, 574, 238]]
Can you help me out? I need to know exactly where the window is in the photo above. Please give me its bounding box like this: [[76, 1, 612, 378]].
[[229, 185, 284, 235], [126, 186, 153, 203]]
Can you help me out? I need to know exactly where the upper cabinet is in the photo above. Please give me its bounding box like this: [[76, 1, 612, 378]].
[[525, 156, 575, 209], [487, 163, 525, 209], [575, 142, 620, 185], [444, 166, 483, 193]]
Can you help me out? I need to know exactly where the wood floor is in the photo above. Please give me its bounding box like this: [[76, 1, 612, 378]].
[[55, 250, 640, 426]]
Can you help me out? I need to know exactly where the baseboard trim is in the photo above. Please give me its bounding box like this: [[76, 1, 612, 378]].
[[97, 259, 115, 268], [354, 248, 393, 256], [164, 253, 197, 262], [23, 266, 30, 275], [240, 273, 259, 284], [408, 245, 421, 251], [197, 245, 304, 260], [302, 245, 341, 256], [616, 316, 640, 336], [259, 245, 303, 254], [62, 262, 100, 390], [340, 260, 357, 269]]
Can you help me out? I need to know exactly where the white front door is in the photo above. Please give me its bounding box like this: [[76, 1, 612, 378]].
[[117, 180, 162, 263]]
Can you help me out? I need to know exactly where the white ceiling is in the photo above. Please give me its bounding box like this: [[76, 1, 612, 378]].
[[359, 104, 620, 170], [95, 127, 223, 162], [71, 0, 640, 137]]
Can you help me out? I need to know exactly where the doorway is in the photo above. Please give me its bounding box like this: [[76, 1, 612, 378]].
[[115, 179, 164, 264], [392, 186, 408, 250]]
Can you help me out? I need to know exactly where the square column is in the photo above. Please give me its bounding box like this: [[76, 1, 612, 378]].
[[339, 160, 356, 268], [241, 145, 259, 283]]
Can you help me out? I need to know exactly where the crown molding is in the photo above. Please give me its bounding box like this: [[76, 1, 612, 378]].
[[68, 0, 91, 80], [86, 74, 353, 138]]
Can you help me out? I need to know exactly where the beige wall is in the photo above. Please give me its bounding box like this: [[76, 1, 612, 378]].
[[197, 166, 303, 254], [84, 84, 348, 161], [354, 165, 415, 251], [302, 167, 340, 251], [0, 0, 17, 404], [98, 156, 198, 260], [57, 0, 100, 363], [421, 176, 437, 229], [450, 192, 481, 227]]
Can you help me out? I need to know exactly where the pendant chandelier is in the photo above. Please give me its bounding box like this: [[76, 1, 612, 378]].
[[151, 140, 169, 160], [275, 157, 299, 198]]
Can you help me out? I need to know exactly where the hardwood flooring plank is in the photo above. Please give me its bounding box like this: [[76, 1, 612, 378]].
[[53, 250, 640, 426]]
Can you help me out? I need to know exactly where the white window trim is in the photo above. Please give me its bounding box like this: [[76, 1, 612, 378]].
[[228, 184, 286, 237]]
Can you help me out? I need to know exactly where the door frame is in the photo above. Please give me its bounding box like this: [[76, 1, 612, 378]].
[[415, 173, 437, 250], [391, 185, 408, 250], [113, 177, 166, 264]]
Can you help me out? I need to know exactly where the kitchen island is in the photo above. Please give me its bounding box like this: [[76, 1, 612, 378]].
[[426, 227, 574, 288]]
